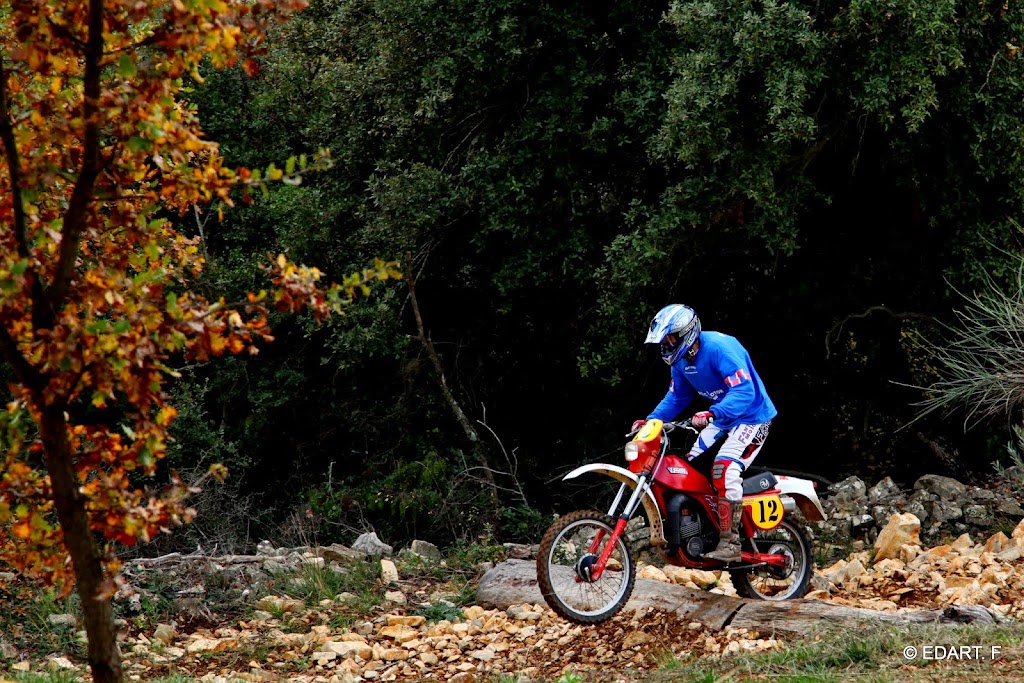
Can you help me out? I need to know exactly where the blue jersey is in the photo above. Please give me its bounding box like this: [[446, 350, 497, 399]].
[[647, 331, 776, 429]]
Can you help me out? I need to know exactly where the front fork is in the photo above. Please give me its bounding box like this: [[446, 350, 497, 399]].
[[578, 475, 650, 582]]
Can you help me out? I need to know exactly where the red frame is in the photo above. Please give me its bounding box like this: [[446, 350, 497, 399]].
[[641, 430, 791, 569]]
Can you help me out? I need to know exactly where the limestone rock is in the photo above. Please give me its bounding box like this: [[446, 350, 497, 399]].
[[867, 476, 900, 504], [256, 595, 304, 613], [410, 539, 442, 562], [320, 640, 374, 660], [964, 505, 992, 526], [873, 513, 921, 562], [622, 630, 653, 648], [950, 533, 973, 551], [984, 531, 1011, 554], [380, 558, 400, 584], [153, 623, 176, 645], [996, 499, 1024, 518], [829, 476, 867, 513], [317, 543, 365, 564], [352, 531, 393, 557], [46, 614, 76, 628], [637, 565, 668, 582], [914, 474, 967, 499], [0, 638, 17, 660], [46, 656, 76, 671]]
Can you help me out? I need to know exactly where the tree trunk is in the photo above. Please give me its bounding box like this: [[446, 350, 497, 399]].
[[40, 406, 122, 683], [477, 559, 996, 637]]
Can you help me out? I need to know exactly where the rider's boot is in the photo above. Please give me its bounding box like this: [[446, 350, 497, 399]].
[[705, 497, 743, 562]]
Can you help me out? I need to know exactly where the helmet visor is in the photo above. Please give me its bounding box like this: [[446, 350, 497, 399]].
[[660, 333, 681, 358]]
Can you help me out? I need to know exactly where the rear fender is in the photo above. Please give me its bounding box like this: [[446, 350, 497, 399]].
[[563, 464, 667, 547], [776, 475, 827, 521]]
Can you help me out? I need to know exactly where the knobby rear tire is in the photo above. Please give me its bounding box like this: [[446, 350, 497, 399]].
[[536, 510, 637, 624], [730, 517, 813, 600]]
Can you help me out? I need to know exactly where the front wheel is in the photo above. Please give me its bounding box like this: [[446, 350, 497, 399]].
[[536, 510, 637, 624], [730, 517, 813, 600]]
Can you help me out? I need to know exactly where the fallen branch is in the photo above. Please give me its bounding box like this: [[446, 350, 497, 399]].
[[128, 553, 266, 567]]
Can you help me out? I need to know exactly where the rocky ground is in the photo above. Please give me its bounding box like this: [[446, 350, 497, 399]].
[[812, 516, 1024, 617], [4, 473, 1024, 682]]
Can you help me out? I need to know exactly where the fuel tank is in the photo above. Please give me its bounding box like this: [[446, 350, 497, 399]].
[[651, 454, 716, 509]]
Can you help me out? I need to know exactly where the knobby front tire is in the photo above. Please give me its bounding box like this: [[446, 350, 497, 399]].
[[730, 517, 813, 600], [536, 510, 637, 624]]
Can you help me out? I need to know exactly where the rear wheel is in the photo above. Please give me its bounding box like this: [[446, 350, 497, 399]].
[[536, 510, 636, 624], [730, 517, 812, 600]]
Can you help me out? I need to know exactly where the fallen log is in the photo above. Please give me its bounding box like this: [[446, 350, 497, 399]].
[[128, 552, 267, 567], [476, 559, 998, 637]]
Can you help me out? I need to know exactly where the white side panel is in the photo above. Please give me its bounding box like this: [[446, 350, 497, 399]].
[[775, 475, 827, 521]]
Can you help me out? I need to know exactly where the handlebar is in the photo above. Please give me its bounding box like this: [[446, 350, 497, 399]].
[[664, 418, 707, 432], [626, 417, 708, 438]]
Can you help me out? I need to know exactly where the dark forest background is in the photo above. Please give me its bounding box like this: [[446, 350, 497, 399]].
[[135, 0, 1024, 551]]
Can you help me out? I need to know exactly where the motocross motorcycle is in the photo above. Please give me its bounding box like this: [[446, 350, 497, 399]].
[[536, 418, 826, 624]]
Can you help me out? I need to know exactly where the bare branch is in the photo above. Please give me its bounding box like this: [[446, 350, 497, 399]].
[[978, 50, 1003, 95], [406, 251, 479, 443], [0, 55, 54, 342], [193, 205, 212, 261], [475, 408, 528, 505], [44, 15, 87, 51], [0, 324, 43, 392], [0, 59, 30, 260], [825, 305, 934, 358]]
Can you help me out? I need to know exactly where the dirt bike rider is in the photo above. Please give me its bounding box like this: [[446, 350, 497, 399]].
[[633, 304, 777, 562]]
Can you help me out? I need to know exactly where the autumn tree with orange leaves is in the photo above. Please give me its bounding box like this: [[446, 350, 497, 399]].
[[0, 1, 397, 681]]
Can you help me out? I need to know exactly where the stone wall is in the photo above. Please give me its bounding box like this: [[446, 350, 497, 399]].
[[817, 472, 1024, 554]]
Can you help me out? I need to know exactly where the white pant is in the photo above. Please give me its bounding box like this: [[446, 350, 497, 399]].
[[687, 421, 771, 501]]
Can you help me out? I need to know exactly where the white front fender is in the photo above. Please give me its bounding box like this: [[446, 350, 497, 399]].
[[563, 464, 667, 547], [776, 475, 827, 521]]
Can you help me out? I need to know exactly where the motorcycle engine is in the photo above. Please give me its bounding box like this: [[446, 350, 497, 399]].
[[679, 507, 719, 560]]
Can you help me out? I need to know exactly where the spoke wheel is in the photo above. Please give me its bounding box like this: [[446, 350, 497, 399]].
[[536, 510, 636, 624], [730, 517, 812, 600]]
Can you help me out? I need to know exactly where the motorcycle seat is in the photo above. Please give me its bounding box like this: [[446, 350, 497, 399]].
[[741, 471, 778, 495]]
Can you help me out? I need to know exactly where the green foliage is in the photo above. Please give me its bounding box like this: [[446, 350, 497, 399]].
[[273, 558, 382, 612], [146, 675, 195, 683], [414, 599, 464, 624], [396, 541, 503, 590], [305, 447, 505, 545], [443, 542, 506, 572], [655, 0, 827, 252], [913, 254, 1024, 424], [155, 0, 1024, 551], [498, 505, 549, 544], [113, 571, 177, 630], [659, 622, 1024, 680], [995, 424, 1024, 486], [0, 580, 84, 660], [7, 672, 84, 683]]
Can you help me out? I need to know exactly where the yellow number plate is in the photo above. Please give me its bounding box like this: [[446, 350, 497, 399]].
[[743, 494, 783, 530]]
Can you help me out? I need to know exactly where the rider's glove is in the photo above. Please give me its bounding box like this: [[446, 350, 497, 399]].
[[691, 411, 715, 429], [629, 419, 647, 435]]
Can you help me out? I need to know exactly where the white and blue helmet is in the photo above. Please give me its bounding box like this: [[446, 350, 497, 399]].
[[644, 304, 701, 366]]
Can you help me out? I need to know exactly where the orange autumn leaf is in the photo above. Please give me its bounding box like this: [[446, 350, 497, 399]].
[[0, 2, 398, 679], [11, 520, 31, 540]]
